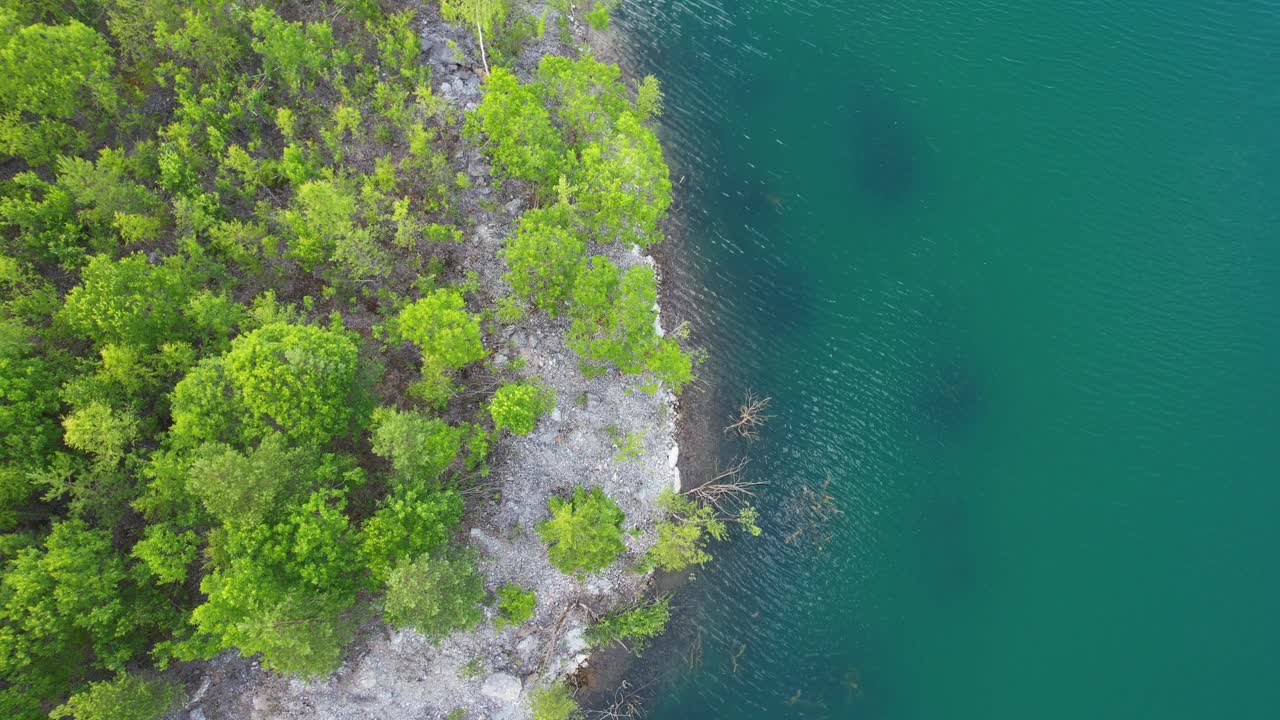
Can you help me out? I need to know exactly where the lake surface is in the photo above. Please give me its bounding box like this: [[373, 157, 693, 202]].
[[611, 1, 1280, 718]]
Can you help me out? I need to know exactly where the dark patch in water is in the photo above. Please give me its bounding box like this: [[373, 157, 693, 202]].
[[915, 356, 983, 434], [845, 87, 920, 208]]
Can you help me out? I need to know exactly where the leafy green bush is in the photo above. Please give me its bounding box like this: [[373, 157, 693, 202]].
[[49, 674, 181, 720], [501, 202, 585, 315], [383, 550, 486, 641], [0, 16, 117, 164], [185, 321, 362, 447], [399, 289, 486, 369], [184, 490, 363, 677], [59, 253, 192, 349], [575, 112, 671, 248], [371, 407, 465, 485], [535, 55, 629, 144], [585, 596, 670, 654], [489, 382, 555, 436], [0, 354, 60, 468], [361, 487, 463, 584], [568, 261, 692, 392], [466, 67, 566, 191], [537, 486, 625, 575], [641, 489, 724, 573], [495, 582, 537, 628], [529, 683, 582, 720], [248, 7, 335, 96]]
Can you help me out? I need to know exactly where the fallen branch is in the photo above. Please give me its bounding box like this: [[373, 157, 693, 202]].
[[724, 390, 771, 440]]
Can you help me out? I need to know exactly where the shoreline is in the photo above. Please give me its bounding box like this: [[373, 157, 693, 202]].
[[175, 6, 696, 720]]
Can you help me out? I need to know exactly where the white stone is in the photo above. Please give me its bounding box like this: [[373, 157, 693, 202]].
[[563, 627, 589, 654], [481, 673, 522, 704], [667, 444, 679, 468]]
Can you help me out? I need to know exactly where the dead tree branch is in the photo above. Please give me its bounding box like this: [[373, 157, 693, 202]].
[[724, 390, 772, 440]]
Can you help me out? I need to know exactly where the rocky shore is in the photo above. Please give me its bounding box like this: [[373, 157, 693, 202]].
[[173, 6, 685, 720]]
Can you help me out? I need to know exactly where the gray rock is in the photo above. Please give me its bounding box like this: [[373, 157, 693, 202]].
[[516, 635, 539, 659], [189, 707, 207, 720], [563, 627, 589, 654], [667, 444, 679, 468], [505, 198, 524, 215], [468, 157, 490, 177], [439, 81, 453, 95], [481, 673, 522, 704], [550, 407, 562, 422]]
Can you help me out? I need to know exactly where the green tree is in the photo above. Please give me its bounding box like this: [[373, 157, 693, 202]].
[[585, 596, 670, 655], [221, 322, 361, 446], [361, 487, 463, 584], [49, 673, 181, 720], [185, 490, 363, 677], [248, 7, 335, 96], [61, 401, 138, 468], [130, 523, 199, 585], [58, 253, 191, 349], [567, 261, 692, 392], [398, 290, 486, 369], [186, 433, 302, 527], [383, 550, 486, 641], [465, 67, 566, 190], [535, 55, 629, 144], [0, 354, 60, 468], [489, 382, 555, 436], [536, 486, 625, 575], [0, 15, 117, 164], [370, 407, 465, 485], [575, 112, 671, 248], [501, 202, 585, 315], [0, 520, 170, 713]]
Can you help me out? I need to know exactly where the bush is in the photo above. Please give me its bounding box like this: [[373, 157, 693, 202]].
[[495, 582, 536, 628], [568, 262, 693, 392], [575, 112, 671, 248], [399, 289, 486, 369], [361, 487, 463, 584], [488, 382, 555, 436], [537, 486, 625, 575], [383, 551, 486, 641], [218, 322, 361, 446], [58, 253, 191, 349], [500, 202, 584, 316], [465, 67, 566, 191], [370, 407, 465, 485], [0, 17, 117, 164], [49, 674, 181, 720], [585, 596, 670, 655], [185, 491, 363, 677], [529, 683, 582, 720]]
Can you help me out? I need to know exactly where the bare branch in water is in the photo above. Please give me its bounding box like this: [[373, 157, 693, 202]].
[[724, 389, 772, 440]]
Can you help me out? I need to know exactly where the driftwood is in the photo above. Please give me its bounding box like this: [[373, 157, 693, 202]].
[[687, 456, 768, 514], [724, 390, 771, 440]]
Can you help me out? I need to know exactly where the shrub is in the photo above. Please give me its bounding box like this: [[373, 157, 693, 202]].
[[58, 253, 191, 349], [383, 551, 486, 641], [489, 382, 555, 436], [500, 202, 584, 315], [529, 683, 582, 720], [465, 67, 566, 191], [0, 355, 60, 467], [248, 8, 335, 96], [370, 407, 465, 485], [537, 486, 625, 575], [185, 491, 363, 677], [361, 487, 463, 584], [535, 55, 629, 144], [49, 674, 181, 720], [585, 596, 670, 655], [130, 523, 199, 585], [575, 112, 671, 248], [0, 17, 117, 165], [399, 289, 486, 369], [495, 582, 536, 628], [220, 322, 362, 446]]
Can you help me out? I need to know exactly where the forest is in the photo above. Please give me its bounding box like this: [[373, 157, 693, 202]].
[[0, 1, 706, 718]]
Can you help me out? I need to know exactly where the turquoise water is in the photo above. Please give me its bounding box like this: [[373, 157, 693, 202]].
[[611, 1, 1280, 718]]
